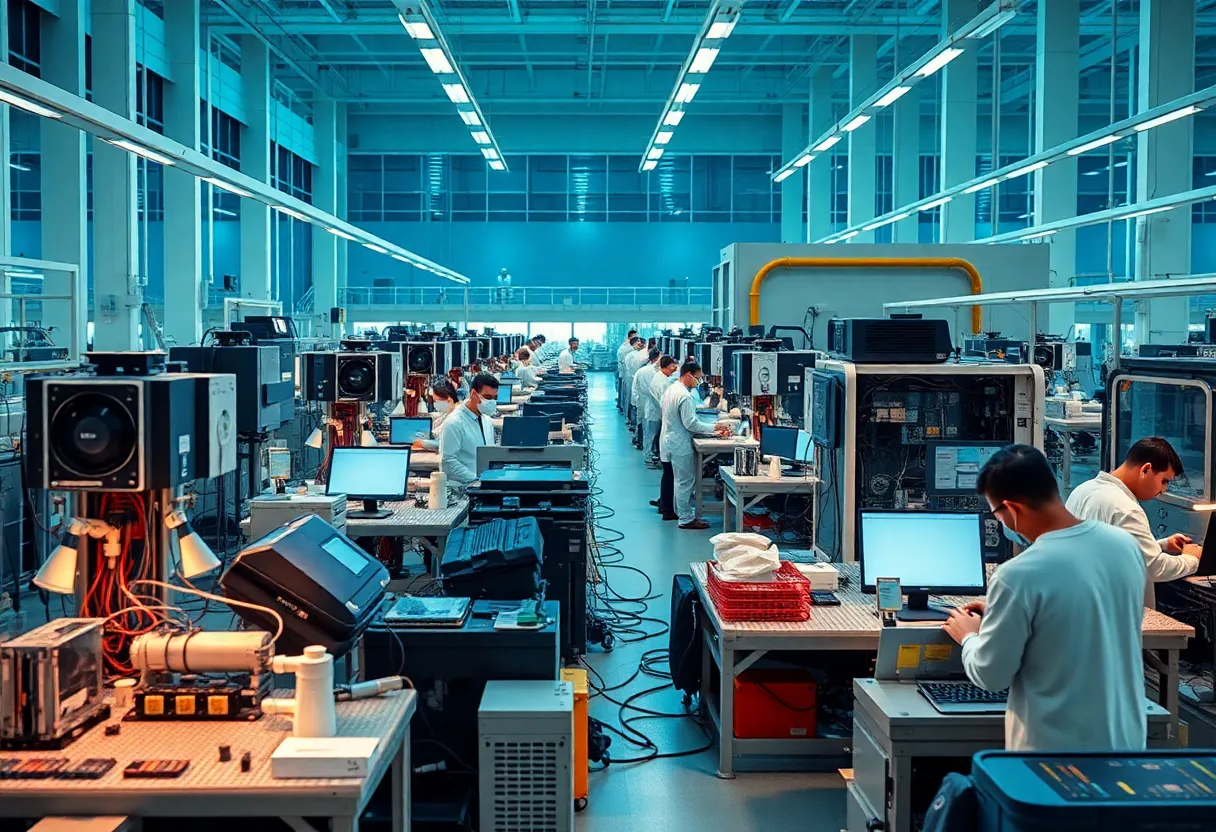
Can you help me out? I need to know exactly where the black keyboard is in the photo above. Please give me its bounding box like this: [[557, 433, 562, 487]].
[[917, 681, 1008, 706], [442, 516, 543, 575]]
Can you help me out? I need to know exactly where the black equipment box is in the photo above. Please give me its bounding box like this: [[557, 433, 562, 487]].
[[170, 344, 293, 434], [476, 468, 589, 492], [972, 750, 1216, 831], [440, 517, 543, 600], [300, 349, 398, 402], [828, 318, 951, 364], [221, 515, 389, 656]]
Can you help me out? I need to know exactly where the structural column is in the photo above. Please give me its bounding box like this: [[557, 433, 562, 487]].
[[892, 62, 923, 244], [847, 36, 878, 241], [312, 98, 341, 338], [240, 37, 272, 301], [39, 0, 87, 349], [807, 68, 834, 242], [162, 0, 202, 346], [780, 103, 805, 243], [0, 6, 10, 261], [939, 0, 981, 242], [1033, 0, 1079, 335], [91, 0, 140, 350], [1135, 0, 1194, 345], [335, 101, 348, 324]]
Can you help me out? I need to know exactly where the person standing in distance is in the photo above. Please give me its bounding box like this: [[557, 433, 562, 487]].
[[660, 360, 729, 530]]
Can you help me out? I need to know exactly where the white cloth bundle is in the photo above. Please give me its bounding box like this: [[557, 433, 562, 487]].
[[710, 532, 780, 581]]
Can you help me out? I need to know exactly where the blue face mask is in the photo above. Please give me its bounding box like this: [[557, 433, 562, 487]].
[[998, 507, 1031, 548]]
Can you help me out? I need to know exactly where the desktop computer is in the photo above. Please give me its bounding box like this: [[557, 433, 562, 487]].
[[759, 424, 814, 469], [858, 510, 987, 621], [389, 416, 432, 445], [326, 446, 411, 519]]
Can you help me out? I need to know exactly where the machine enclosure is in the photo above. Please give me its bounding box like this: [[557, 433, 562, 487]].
[[300, 350, 400, 402], [170, 344, 293, 434]]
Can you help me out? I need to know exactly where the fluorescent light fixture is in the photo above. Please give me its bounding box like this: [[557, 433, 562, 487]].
[[793, 154, 813, 168], [969, 9, 1017, 39], [399, 16, 434, 40], [327, 227, 357, 241], [0, 89, 61, 119], [1133, 105, 1202, 132], [774, 169, 796, 183], [691, 47, 720, 73], [363, 243, 388, 254], [106, 139, 176, 166], [1067, 134, 1121, 156], [203, 177, 250, 197], [275, 205, 308, 221], [1004, 160, 1049, 180], [874, 86, 912, 108], [459, 110, 481, 126], [489, 160, 506, 171], [919, 196, 953, 211], [863, 214, 909, 232], [481, 147, 500, 160], [839, 230, 860, 240], [862, 218, 887, 232], [1121, 205, 1175, 219], [823, 238, 839, 245], [420, 48, 453, 74], [213, 207, 237, 218], [964, 177, 1001, 194], [392, 254, 412, 263], [9, 162, 29, 172], [890, 211, 912, 223], [655, 131, 674, 145], [813, 135, 842, 152], [648, 147, 665, 160], [664, 110, 685, 126], [843, 114, 872, 132], [676, 83, 700, 104], [642, 160, 658, 171], [916, 47, 964, 78], [707, 18, 737, 39], [471, 131, 490, 144], [442, 84, 469, 103], [1023, 229, 1057, 240]]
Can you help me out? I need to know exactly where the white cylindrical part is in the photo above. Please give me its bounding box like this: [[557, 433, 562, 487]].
[[429, 470, 448, 510], [291, 645, 337, 738], [113, 678, 136, 710], [130, 630, 274, 675]]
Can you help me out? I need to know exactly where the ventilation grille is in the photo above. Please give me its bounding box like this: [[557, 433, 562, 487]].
[[489, 739, 560, 831], [862, 321, 942, 356]]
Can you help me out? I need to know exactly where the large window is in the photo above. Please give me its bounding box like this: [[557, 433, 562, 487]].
[[348, 153, 782, 223]]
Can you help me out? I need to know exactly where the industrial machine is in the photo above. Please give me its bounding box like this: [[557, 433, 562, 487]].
[[828, 318, 952, 364], [301, 339, 400, 403], [808, 359, 1045, 562]]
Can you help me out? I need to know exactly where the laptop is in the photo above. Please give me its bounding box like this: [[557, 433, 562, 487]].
[[384, 596, 471, 628], [501, 416, 550, 448], [875, 627, 1007, 714], [1192, 514, 1216, 576]]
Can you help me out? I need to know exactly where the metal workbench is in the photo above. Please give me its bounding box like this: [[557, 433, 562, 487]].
[[719, 465, 818, 533]]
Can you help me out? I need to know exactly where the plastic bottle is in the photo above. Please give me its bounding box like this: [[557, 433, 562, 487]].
[[429, 470, 448, 510]]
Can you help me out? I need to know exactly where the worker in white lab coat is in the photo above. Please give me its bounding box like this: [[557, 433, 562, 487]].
[[622, 337, 648, 427], [558, 337, 581, 374], [438, 373, 499, 488], [616, 329, 638, 410], [631, 348, 661, 464], [418, 377, 458, 451], [515, 348, 542, 388], [1066, 436, 1199, 608], [660, 360, 726, 530]]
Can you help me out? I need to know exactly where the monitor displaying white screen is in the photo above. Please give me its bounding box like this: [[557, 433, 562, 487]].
[[928, 442, 1005, 494], [326, 447, 411, 500], [389, 417, 432, 444], [497, 383, 515, 404], [859, 511, 986, 592]]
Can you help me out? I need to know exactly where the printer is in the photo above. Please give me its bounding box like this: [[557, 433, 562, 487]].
[[248, 492, 348, 539]]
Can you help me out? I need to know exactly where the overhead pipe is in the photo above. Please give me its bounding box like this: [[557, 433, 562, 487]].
[[747, 257, 984, 335]]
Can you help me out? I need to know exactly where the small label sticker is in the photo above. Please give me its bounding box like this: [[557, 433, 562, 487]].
[[925, 644, 954, 663], [179, 435, 190, 454], [1015, 391, 1031, 418], [897, 644, 921, 670]]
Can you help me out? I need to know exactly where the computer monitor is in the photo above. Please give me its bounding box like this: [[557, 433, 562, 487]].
[[501, 373, 518, 381], [926, 441, 1005, 495], [497, 382, 516, 404], [759, 425, 799, 461], [501, 416, 550, 448], [858, 510, 987, 621], [389, 416, 432, 444], [326, 446, 411, 519]]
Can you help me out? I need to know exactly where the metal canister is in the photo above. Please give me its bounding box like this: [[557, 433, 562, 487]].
[[734, 446, 759, 476]]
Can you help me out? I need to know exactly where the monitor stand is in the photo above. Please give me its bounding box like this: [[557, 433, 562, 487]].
[[896, 591, 951, 622], [347, 498, 392, 520]]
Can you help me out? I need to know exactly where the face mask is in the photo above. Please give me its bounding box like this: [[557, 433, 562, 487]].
[[999, 509, 1031, 548], [433, 400, 452, 414], [477, 399, 498, 417]]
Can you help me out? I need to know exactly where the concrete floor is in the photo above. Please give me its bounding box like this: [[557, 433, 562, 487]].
[[576, 372, 846, 832]]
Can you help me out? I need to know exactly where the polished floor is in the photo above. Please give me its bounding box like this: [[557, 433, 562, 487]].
[[576, 373, 846, 831]]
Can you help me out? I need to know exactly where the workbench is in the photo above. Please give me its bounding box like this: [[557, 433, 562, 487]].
[[691, 437, 757, 520], [719, 465, 818, 533], [1044, 413, 1102, 491], [0, 690, 417, 832], [689, 561, 1193, 778]]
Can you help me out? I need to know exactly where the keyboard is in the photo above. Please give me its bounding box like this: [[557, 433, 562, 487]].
[[917, 681, 1008, 714], [442, 516, 543, 575]]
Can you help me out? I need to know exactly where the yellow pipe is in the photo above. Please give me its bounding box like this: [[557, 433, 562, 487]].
[[747, 257, 985, 335]]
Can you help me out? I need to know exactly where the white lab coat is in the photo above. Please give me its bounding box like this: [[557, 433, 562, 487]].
[[621, 348, 647, 414], [633, 362, 659, 461], [517, 363, 540, 388], [438, 404, 496, 486], [420, 406, 452, 451], [660, 382, 717, 523], [1065, 471, 1200, 608], [559, 348, 577, 373]]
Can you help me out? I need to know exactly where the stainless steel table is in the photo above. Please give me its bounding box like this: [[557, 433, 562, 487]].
[[0, 690, 417, 832], [719, 465, 818, 532], [691, 437, 758, 520], [690, 561, 1193, 778], [1044, 413, 1102, 491]]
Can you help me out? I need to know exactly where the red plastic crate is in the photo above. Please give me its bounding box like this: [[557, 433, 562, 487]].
[[706, 561, 811, 601], [706, 581, 811, 622]]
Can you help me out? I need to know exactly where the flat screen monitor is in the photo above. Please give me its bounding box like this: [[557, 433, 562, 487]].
[[326, 446, 411, 519], [759, 425, 799, 461], [389, 416, 432, 444], [501, 373, 518, 381], [926, 441, 1005, 495], [858, 510, 987, 621], [497, 382, 516, 404], [501, 416, 550, 448]]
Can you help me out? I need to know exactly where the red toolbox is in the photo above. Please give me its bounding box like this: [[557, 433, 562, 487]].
[[732, 669, 818, 740]]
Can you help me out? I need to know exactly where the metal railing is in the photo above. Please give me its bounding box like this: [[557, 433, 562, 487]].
[[338, 285, 712, 308]]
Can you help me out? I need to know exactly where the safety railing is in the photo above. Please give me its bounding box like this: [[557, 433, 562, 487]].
[[338, 285, 712, 308]]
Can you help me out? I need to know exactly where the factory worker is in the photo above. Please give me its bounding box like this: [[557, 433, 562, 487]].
[[417, 377, 458, 451], [649, 357, 681, 509], [616, 329, 638, 409], [439, 373, 499, 488], [515, 348, 542, 388], [559, 337, 581, 374], [632, 348, 662, 466], [660, 360, 727, 530], [622, 337, 648, 427], [944, 445, 1148, 752], [1066, 437, 1199, 608]]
